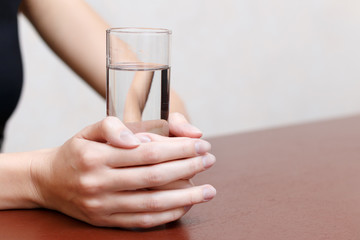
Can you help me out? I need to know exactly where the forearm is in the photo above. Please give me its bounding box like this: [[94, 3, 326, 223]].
[[21, 0, 189, 117], [21, 0, 108, 97], [0, 150, 50, 209]]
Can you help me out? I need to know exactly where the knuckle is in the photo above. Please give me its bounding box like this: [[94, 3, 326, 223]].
[[76, 148, 101, 171], [144, 169, 164, 186], [188, 190, 200, 205], [145, 196, 162, 211], [170, 209, 183, 222], [67, 137, 83, 157], [142, 147, 159, 163], [78, 176, 102, 195], [101, 117, 115, 131], [136, 214, 155, 228], [80, 198, 103, 216], [182, 140, 195, 156], [188, 158, 200, 174], [101, 117, 122, 137]]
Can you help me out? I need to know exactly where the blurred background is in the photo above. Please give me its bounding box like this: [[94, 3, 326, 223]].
[[3, 0, 360, 152]]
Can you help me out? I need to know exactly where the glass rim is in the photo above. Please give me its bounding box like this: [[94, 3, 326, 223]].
[[106, 27, 172, 34]]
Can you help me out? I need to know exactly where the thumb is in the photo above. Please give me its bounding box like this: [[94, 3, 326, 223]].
[[77, 117, 141, 148], [169, 112, 203, 138]]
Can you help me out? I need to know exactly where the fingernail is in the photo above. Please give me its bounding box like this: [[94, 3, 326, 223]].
[[137, 135, 151, 143], [195, 141, 211, 155], [120, 130, 141, 145], [202, 154, 216, 169], [203, 186, 216, 201]]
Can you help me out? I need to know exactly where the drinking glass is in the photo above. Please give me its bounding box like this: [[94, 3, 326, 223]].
[[106, 28, 171, 135]]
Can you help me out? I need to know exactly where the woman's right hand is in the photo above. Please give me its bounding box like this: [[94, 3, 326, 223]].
[[29, 117, 216, 228]]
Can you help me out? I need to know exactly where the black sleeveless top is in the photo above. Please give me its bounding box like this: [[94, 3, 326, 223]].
[[0, 0, 23, 150]]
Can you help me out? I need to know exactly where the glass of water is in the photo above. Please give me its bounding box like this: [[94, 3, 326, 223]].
[[106, 28, 171, 135]]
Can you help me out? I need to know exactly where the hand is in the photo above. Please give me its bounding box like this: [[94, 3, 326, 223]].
[[30, 117, 216, 228]]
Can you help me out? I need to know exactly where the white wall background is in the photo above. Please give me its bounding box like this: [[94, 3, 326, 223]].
[[3, 0, 360, 152]]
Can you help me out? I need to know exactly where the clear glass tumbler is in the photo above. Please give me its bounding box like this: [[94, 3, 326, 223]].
[[106, 28, 171, 135]]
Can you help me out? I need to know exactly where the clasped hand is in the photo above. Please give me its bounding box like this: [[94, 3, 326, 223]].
[[29, 113, 216, 228]]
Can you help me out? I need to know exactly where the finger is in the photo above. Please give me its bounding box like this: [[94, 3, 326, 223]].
[[105, 185, 216, 213], [106, 153, 216, 190], [169, 112, 202, 138], [108, 207, 186, 229], [78, 117, 140, 149], [126, 120, 169, 136], [106, 138, 212, 167]]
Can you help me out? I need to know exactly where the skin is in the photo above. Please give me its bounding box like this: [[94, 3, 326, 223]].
[[0, 0, 216, 229], [0, 116, 216, 228]]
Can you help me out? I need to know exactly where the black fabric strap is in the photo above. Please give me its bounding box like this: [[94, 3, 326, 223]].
[[0, 125, 3, 152]]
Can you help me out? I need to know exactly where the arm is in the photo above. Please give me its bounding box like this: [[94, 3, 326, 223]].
[[20, 0, 107, 97], [8, 1, 212, 228], [20, 0, 188, 115]]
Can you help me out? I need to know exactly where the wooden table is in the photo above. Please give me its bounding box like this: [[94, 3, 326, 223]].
[[1, 115, 360, 239]]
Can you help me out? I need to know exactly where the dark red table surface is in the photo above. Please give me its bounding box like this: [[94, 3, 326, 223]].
[[1, 115, 360, 240]]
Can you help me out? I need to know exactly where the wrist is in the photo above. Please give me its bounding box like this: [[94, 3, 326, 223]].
[[28, 148, 57, 209], [0, 148, 55, 209]]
